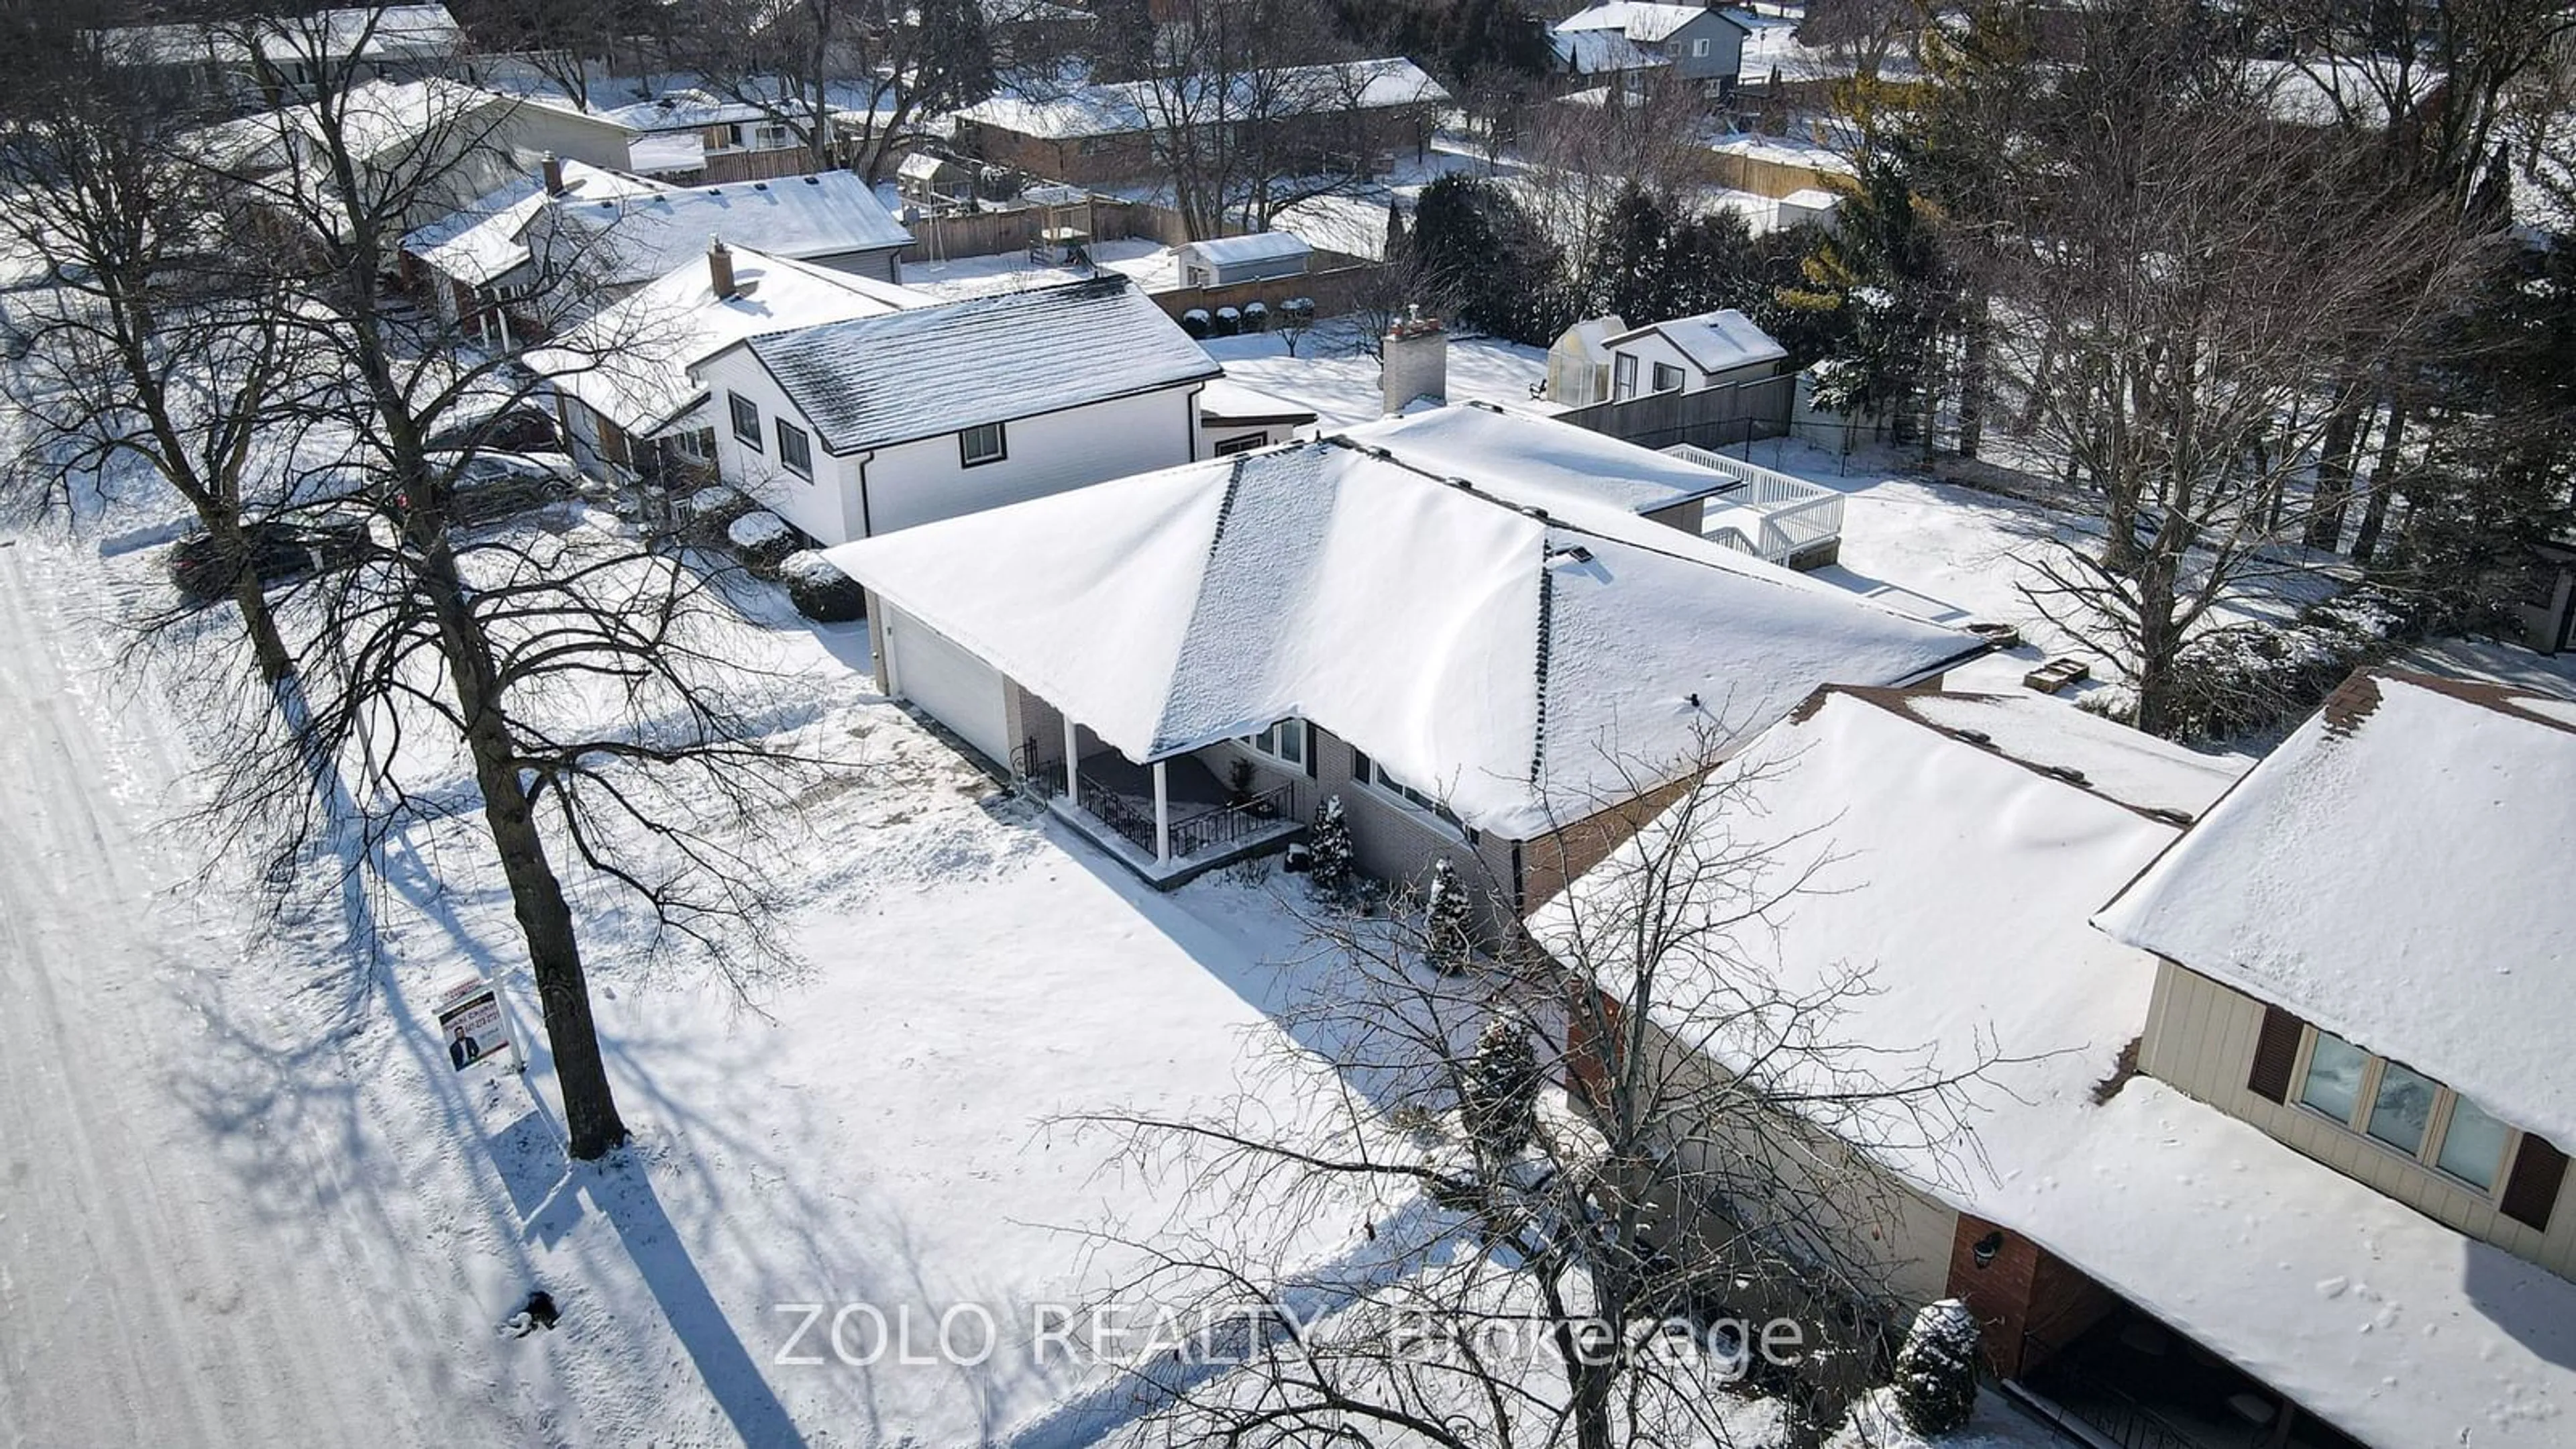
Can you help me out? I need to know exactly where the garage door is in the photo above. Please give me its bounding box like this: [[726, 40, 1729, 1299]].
[[882, 605, 1012, 767]]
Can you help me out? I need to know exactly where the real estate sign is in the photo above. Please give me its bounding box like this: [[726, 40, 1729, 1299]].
[[436, 978, 511, 1073]]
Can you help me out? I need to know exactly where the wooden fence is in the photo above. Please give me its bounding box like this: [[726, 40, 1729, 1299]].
[[1552, 373, 1796, 453], [1144, 258, 1377, 324]]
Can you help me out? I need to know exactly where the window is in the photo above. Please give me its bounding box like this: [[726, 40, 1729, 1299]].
[[1611, 353, 1638, 402], [2367, 1060, 2438, 1155], [960, 420, 1006, 466], [1692, 37, 1711, 57], [775, 419, 812, 478], [729, 392, 761, 449], [1243, 719, 1306, 767], [2298, 1030, 2367, 1124], [672, 426, 717, 462], [1651, 362, 1685, 394], [2438, 1095, 2513, 1191], [1213, 432, 1269, 456], [753, 121, 792, 150], [1366, 757, 1462, 828]]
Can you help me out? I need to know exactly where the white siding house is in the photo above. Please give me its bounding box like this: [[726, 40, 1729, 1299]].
[[690, 276, 1221, 546], [1601, 308, 1787, 400]]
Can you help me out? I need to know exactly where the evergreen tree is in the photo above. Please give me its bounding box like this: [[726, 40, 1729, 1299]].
[[1309, 794, 1357, 902], [1411, 175, 1571, 345], [1892, 1299, 1982, 1434], [1461, 1016, 1542, 1165], [1589, 183, 1674, 323], [1423, 857, 1474, 973]]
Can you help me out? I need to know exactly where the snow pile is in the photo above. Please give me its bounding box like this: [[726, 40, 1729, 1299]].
[[778, 549, 863, 623]]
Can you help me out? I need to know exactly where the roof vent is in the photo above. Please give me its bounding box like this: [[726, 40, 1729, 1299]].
[[2144, 806, 2196, 827], [1548, 544, 1594, 566], [1952, 728, 1993, 746], [1521, 504, 1550, 521], [753, 181, 768, 191], [1445, 476, 1475, 490], [804, 174, 822, 184], [2039, 763, 2090, 786]]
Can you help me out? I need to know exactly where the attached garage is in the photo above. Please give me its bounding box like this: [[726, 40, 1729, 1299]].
[[879, 604, 1012, 767]]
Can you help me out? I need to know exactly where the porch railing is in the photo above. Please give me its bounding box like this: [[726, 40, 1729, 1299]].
[[2010, 1346, 2207, 1449], [1169, 782, 1297, 859], [1075, 771, 1159, 855]]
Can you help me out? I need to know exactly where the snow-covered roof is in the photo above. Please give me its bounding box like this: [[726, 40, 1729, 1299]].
[[725, 276, 1218, 455], [400, 161, 673, 287], [1553, 1, 1743, 43], [824, 409, 1979, 839], [530, 247, 930, 437], [1358, 400, 1750, 516], [99, 5, 463, 69], [1270, 191, 1399, 261], [1177, 232, 1311, 268], [1198, 377, 1318, 427], [1605, 307, 1788, 376], [2097, 670, 2576, 1150], [627, 130, 706, 177], [1552, 31, 1669, 75], [552, 170, 914, 288], [1733, 10, 1921, 86], [956, 58, 1447, 140], [1538, 688, 2576, 1449], [185, 76, 508, 175]]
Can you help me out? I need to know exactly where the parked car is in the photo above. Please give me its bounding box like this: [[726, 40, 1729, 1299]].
[[403, 451, 586, 529], [425, 405, 561, 455], [169, 521, 367, 603]]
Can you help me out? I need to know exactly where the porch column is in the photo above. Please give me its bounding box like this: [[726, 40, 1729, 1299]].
[[1152, 759, 1171, 863], [1062, 715, 1078, 800]]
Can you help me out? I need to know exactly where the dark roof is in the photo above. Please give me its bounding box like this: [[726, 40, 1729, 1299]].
[[740, 276, 1220, 454]]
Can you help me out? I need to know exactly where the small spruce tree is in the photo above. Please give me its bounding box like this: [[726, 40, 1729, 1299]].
[[1461, 1016, 1542, 1165], [1892, 1298, 1982, 1435], [1423, 858, 1474, 974], [1308, 794, 1356, 902]]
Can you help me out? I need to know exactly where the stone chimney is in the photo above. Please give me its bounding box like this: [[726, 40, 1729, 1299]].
[[707, 235, 736, 298], [540, 152, 565, 196], [1380, 307, 1448, 416]]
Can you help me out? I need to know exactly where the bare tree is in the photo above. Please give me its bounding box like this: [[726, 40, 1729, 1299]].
[[1065, 741, 1996, 1449]]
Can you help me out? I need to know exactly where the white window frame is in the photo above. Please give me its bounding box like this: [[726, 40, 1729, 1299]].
[[1651, 362, 1685, 394], [729, 392, 762, 449], [1242, 718, 1306, 768], [1364, 758, 1464, 833], [1611, 353, 1638, 402], [1692, 37, 1711, 57], [2294, 1027, 2522, 1199], [960, 420, 1007, 467], [775, 418, 813, 479]]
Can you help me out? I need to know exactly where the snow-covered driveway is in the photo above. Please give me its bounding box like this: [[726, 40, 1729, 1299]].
[[0, 540, 445, 1444]]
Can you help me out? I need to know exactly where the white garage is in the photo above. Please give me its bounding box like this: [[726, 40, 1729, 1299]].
[[879, 604, 1012, 767]]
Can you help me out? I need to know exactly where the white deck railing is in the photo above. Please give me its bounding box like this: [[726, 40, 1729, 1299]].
[[1662, 443, 1845, 568]]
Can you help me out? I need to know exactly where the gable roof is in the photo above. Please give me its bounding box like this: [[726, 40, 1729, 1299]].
[[1545, 685, 2576, 1449], [99, 5, 463, 69], [955, 58, 1446, 140], [2096, 669, 2576, 1148], [824, 409, 1979, 839], [530, 247, 930, 437], [552, 170, 913, 288], [1554, 2, 1750, 42], [1605, 307, 1787, 376], [400, 160, 674, 287], [724, 276, 1218, 455], [1178, 231, 1311, 268]]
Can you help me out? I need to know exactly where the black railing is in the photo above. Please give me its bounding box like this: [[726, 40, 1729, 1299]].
[[2011, 1348, 2208, 1449], [1075, 771, 1159, 854], [1169, 782, 1297, 859]]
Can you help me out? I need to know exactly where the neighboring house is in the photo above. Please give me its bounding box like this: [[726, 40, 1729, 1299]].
[[1174, 232, 1310, 288], [533, 169, 916, 300], [952, 58, 1448, 189], [1195, 378, 1318, 457], [1597, 307, 1788, 401], [97, 4, 466, 112], [691, 275, 1220, 546], [1544, 315, 1628, 408], [822, 406, 1981, 914], [496, 80, 887, 184], [896, 151, 979, 209], [1551, 2, 1749, 99], [1552, 670, 2576, 1449], [527, 241, 932, 490], [399, 156, 676, 347]]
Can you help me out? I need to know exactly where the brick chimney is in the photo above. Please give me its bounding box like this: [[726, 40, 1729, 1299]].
[[707, 235, 736, 298], [540, 152, 565, 196], [1380, 307, 1448, 416]]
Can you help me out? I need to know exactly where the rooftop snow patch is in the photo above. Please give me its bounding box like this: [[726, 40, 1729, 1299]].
[[401, 161, 674, 287], [732, 276, 1218, 455], [1179, 232, 1311, 268], [1199, 378, 1318, 427], [529, 248, 930, 436], [1553, 1, 1747, 42], [1605, 307, 1787, 376], [557, 170, 912, 288], [2097, 669, 2576, 1149], [957, 58, 1446, 140], [1348, 402, 1756, 517], [825, 410, 1978, 840]]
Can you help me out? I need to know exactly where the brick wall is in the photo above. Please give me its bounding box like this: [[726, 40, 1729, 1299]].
[[1943, 1214, 2120, 1378]]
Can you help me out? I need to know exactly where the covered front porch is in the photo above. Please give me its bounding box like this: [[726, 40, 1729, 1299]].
[[1024, 716, 1306, 888]]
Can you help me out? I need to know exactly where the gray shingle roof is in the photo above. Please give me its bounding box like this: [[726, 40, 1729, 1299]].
[[741, 277, 1220, 455]]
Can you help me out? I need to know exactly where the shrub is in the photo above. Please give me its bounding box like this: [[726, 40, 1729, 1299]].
[[1212, 305, 1241, 337], [1180, 308, 1212, 339], [727, 508, 799, 578], [1424, 858, 1473, 973], [1241, 300, 1268, 333], [2164, 584, 2416, 741], [1461, 1016, 1540, 1164], [1890, 1299, 1981, 1436], [674, 483, 754, 540], [1308, 794, 1356, 902], [1281, 297, 1316, 327], [780, 550, 864, 622]]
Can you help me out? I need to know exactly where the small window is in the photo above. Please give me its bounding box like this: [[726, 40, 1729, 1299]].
[[753, 121, 792, 150], [1611, 354, 1638, 402], [1651, 362, 1684, 393], [1244, 719, 1305, 767], [2298, 1030, 2367, 1124], [729, 392, 761, 449], [1368, 759, 1461, 828], [2367, 1060, 2438, 1155], [775, 419, 812, 478], [2438, 1095, 2513, 1191], [1692, 37, 1711, 56], [1213, 432, 1269, 456], [672, 426, 717, 462], [960, 420, 1006, 466]]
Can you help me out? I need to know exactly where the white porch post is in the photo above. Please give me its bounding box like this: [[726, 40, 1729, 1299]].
[[1062, 715, 1079, 800], [1152, 760, 1171, 863]]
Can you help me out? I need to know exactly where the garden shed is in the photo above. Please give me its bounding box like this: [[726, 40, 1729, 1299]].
[[1175, 232, 1311, 287]]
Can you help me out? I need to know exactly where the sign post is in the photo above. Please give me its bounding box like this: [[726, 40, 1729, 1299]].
[[436, 977, 514, 1075]]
